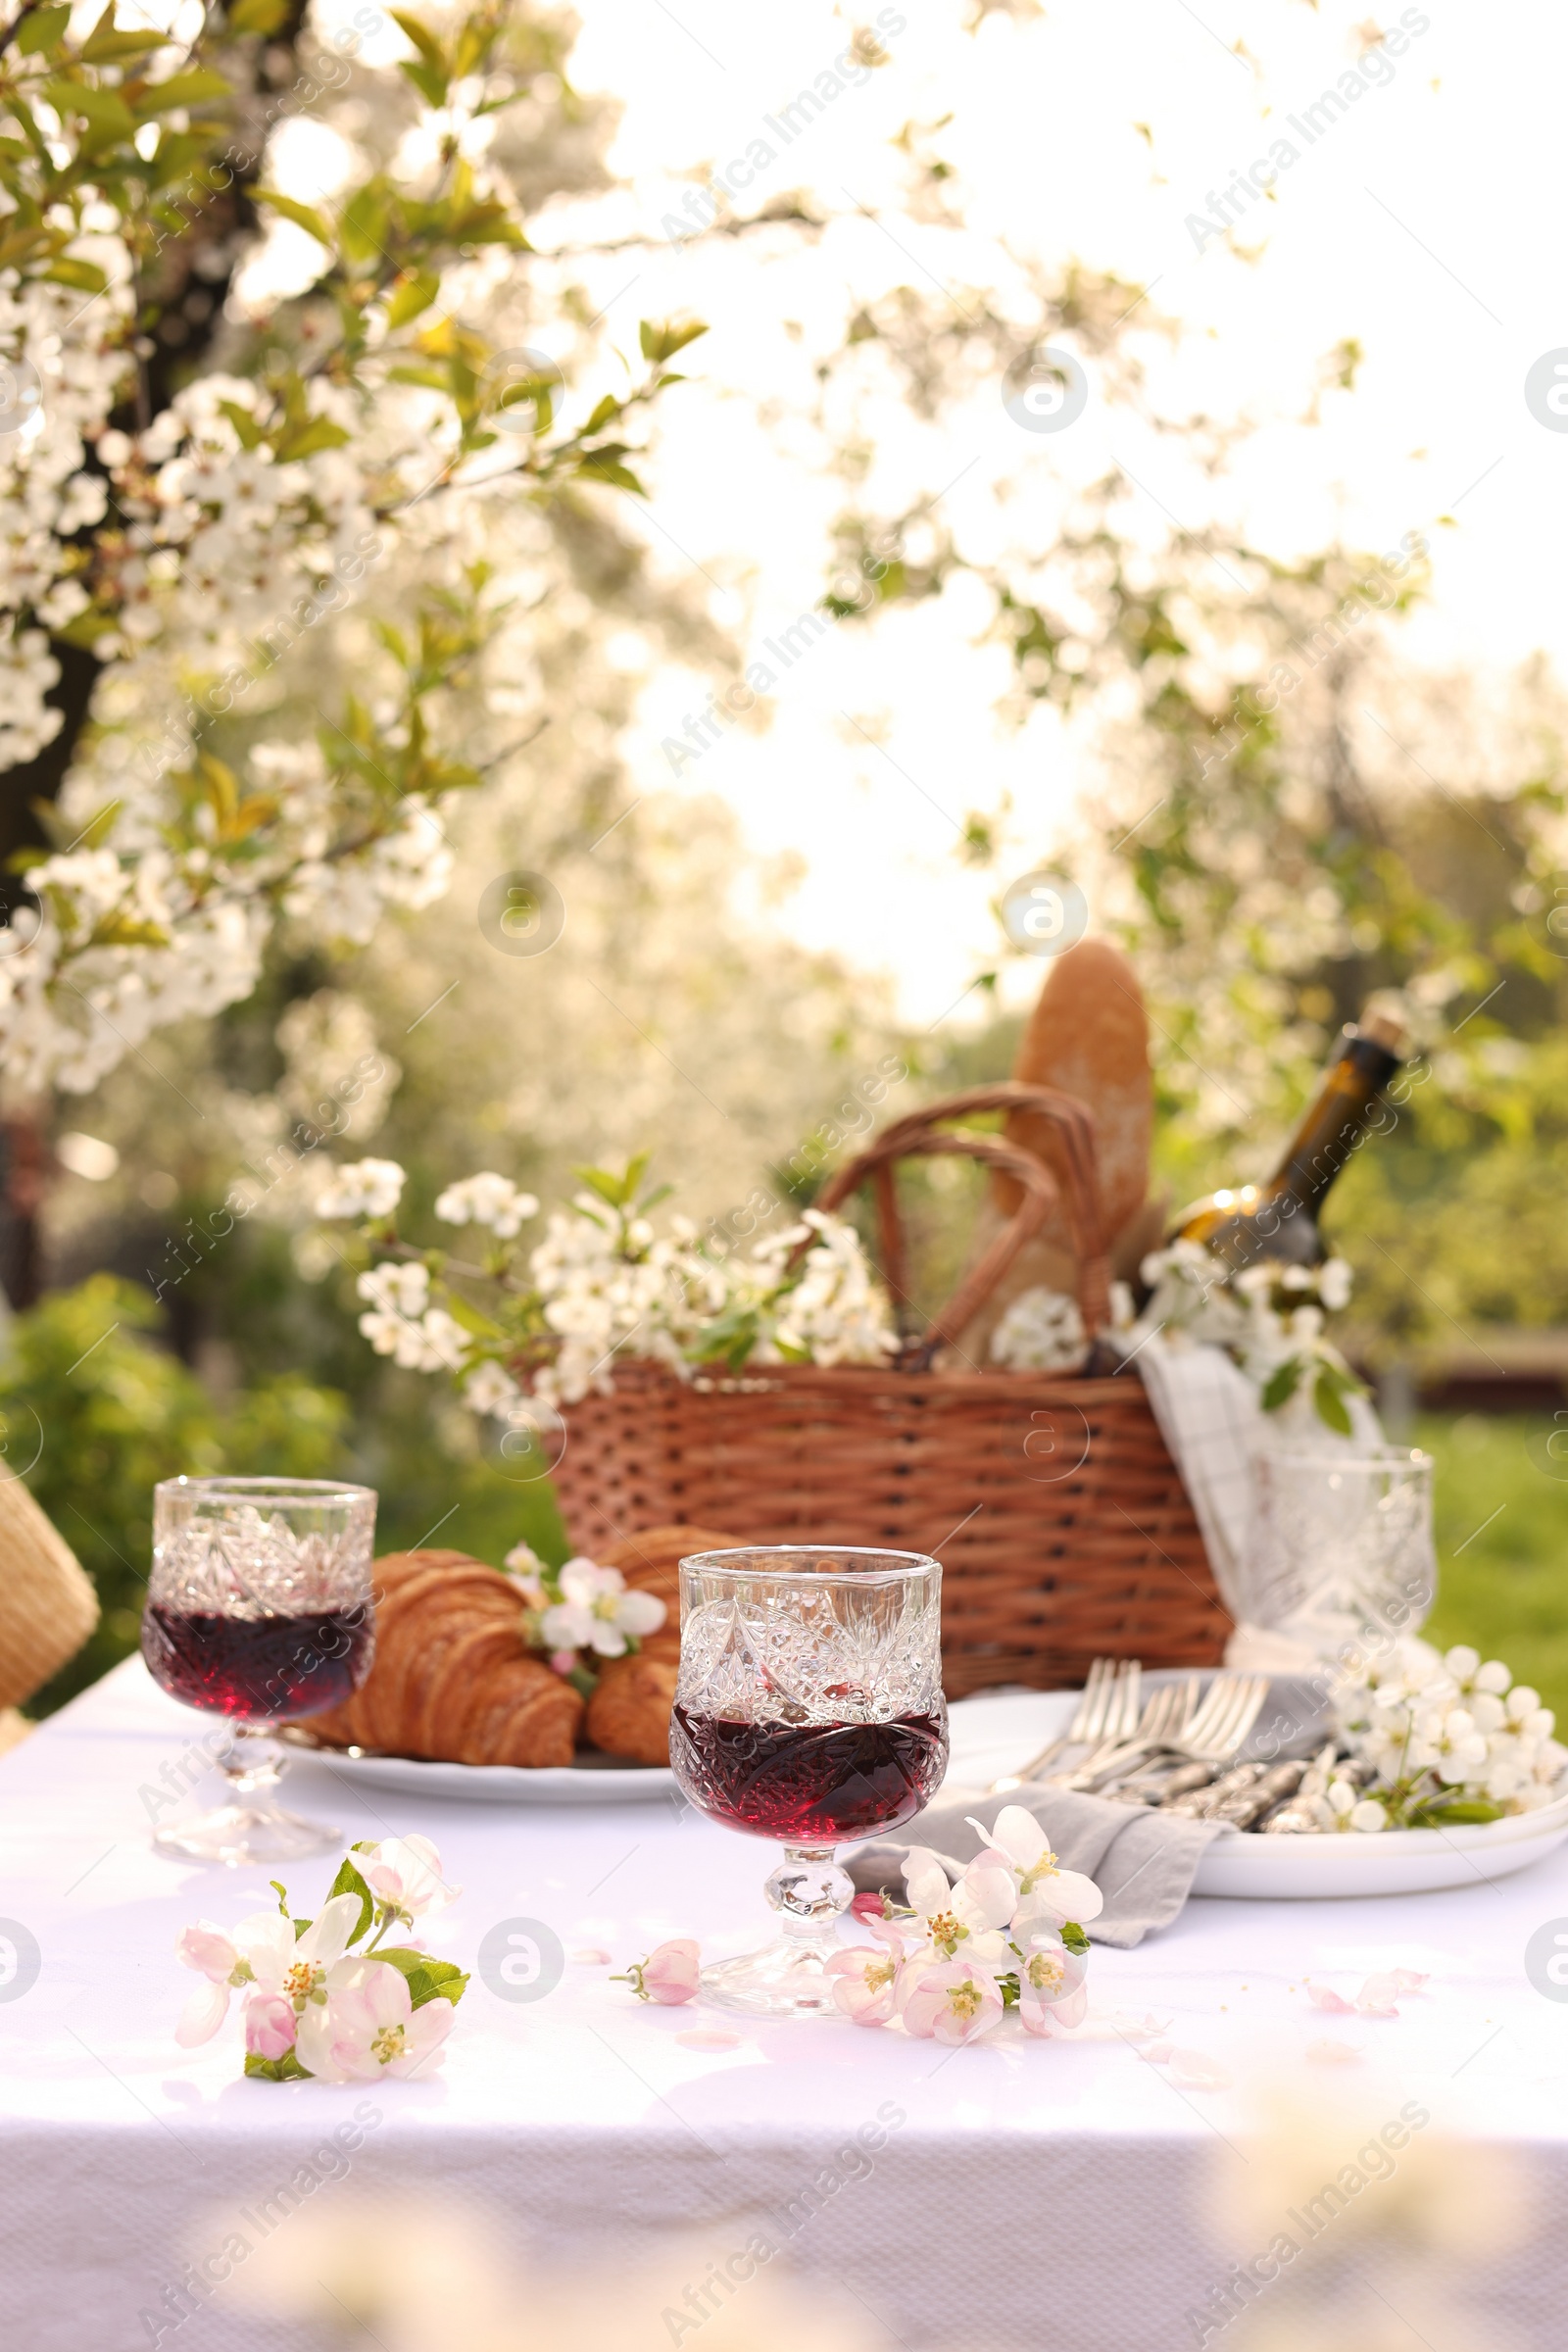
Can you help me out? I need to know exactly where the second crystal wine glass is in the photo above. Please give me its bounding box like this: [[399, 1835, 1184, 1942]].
[[669, 1545, 948, 2018], [141, 1476, 377, 1866]]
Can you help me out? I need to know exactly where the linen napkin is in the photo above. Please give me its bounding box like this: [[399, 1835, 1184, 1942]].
[[846, 1786, 1225, 1949], [1135, 1332, 1388, 1669]]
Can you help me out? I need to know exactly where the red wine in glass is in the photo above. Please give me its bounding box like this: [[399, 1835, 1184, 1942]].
[[670, 1706, 947, 1842], [142, 1603, 373, 1724], [143, 1475, 377, 1866]]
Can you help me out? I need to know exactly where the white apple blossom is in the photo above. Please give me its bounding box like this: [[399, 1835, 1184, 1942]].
[[977, 1805, 1106, 1932], [990, 1286, 1088, 1373], [1324, 1636, 1568, 1828], [463, 1359, 523, 1418], [435, 1172, 539, 1240], [319, 1159, 407, 1219], [358, 1835, 458, 1924], [537, 1558, 665, 1659], [1016, 1928, 1090, 2036], [295, 1956, 454, 2083]]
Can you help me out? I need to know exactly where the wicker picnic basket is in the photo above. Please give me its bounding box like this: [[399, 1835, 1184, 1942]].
[[552, 1085, 1229, 1696]]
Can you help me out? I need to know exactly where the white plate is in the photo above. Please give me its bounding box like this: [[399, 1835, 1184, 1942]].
[[280, 1736, 675, 1805], [939, 1688, 1568, 1900]]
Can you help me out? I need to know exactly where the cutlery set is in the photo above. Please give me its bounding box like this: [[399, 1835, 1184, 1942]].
[[990, 1661, 1311, 1827]]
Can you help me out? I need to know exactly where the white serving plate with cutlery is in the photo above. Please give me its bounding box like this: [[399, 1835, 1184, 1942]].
[[940, 1687, 1568, 1899]]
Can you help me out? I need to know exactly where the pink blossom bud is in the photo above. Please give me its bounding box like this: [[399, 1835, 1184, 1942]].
[[244, 1991, 298, 2060], [614, 1937, 701, 2004]]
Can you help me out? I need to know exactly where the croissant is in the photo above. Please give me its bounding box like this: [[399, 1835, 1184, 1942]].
[[584, 1524, 740, 1764], [301, 1548, 583, 1767]]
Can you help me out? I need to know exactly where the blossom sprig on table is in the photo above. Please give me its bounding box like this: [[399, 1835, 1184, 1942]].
[[827, 1808, 1103, 2046], [502, 1543, 664, 1689], [173, 1836, 467, 2083], [1317, 1639, 1568, 1833], [315, 1150, 898, 1415], [1127, 1239, 1363, 1433]]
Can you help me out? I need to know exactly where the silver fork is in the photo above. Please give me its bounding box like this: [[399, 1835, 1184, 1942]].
[[1053, 1674, 1198, 1787], [990, 1657, 1132, 1791], [1066, 1673, 1270, 1792]]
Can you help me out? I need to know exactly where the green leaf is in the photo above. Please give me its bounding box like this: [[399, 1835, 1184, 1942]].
[[582, 392, 622, 433], [1259, 1355, 1303, 1413], [41, 79, 136, 149], [1409, 1797, 1504, 1826], [385, 268, 439, 328], [409, 1960, 468, 2009], [218, 398, 266, 451], [571, 1162, 633, 1210], [226, 0, 291, 30], [340, 182, 391, 264], [442, 1291, 506, 1341], [1059, 1921, 1090, 1955], [80, 8, 166, 60], [268, 1878, 291, 1915], [326, 1853, 375, 1944], [1312, 1362, 1353, 1437], [398, 56, 449, 106], [254, 187, 331, 246], [244, 2047, 313, 2081], [638, 317, 708, 366], [71, 798, 122, 850], [132, 67, 231, 117], [388, 8, 445, 66], [16, 6, 72, 56], [575, 454, 645, 495], [372, 1947, 469, 2008], [271, 414, 351, 462], [41, 257, 107, 292]]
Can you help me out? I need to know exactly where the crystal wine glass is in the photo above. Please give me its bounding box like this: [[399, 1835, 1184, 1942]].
[[669, 1545, 948, 2019], [1240, 1447, 1438, 1668], [141, 1476, 377, 1866]]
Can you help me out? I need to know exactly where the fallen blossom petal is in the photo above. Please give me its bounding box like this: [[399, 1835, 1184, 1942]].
[[1306, 2038, 1363, 2066], [1392, 1969, 1429, 1993], [1166, 2048, 1233, 2090], [1355, 1974, 1402, 2017], [1306, 1983, 1356, 2014]]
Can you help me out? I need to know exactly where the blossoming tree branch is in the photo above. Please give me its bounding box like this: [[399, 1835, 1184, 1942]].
[[0, 0, 703, 1091]]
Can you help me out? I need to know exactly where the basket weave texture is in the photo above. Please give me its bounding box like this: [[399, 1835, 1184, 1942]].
[[554, 1359, 1227, 1697], [0, 1475, 100, 1709]]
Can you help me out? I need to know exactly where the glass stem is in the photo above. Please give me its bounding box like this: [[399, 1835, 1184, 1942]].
[[217, 1724, 284, 1797], [766, 1845, 855, 1945]]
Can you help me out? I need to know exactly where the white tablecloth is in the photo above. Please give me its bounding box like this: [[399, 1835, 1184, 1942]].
[[4, 1660, 1568, 2352]]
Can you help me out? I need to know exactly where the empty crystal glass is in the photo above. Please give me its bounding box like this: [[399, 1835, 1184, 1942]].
[[1239, 1448, 1437, 1668], [141, 1476, 377, 1865], [669, 1545, 948, 2018]]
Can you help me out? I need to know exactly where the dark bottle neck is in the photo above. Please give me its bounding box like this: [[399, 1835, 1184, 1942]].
[[1264, 1031, 1402, 1216]]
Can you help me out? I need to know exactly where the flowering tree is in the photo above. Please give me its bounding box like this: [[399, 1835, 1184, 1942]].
[[0, 0, 702, 1092]]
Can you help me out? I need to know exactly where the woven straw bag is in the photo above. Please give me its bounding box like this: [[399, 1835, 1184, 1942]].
[[553, 1084, 1229, 1696], [0, 1475, 101, 1709]]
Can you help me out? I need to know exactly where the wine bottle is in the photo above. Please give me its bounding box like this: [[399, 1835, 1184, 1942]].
[[1169, 1000, 1409, 1272]]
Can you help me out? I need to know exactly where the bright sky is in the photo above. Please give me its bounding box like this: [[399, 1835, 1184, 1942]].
[[322, 0, 1568, 1025]]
